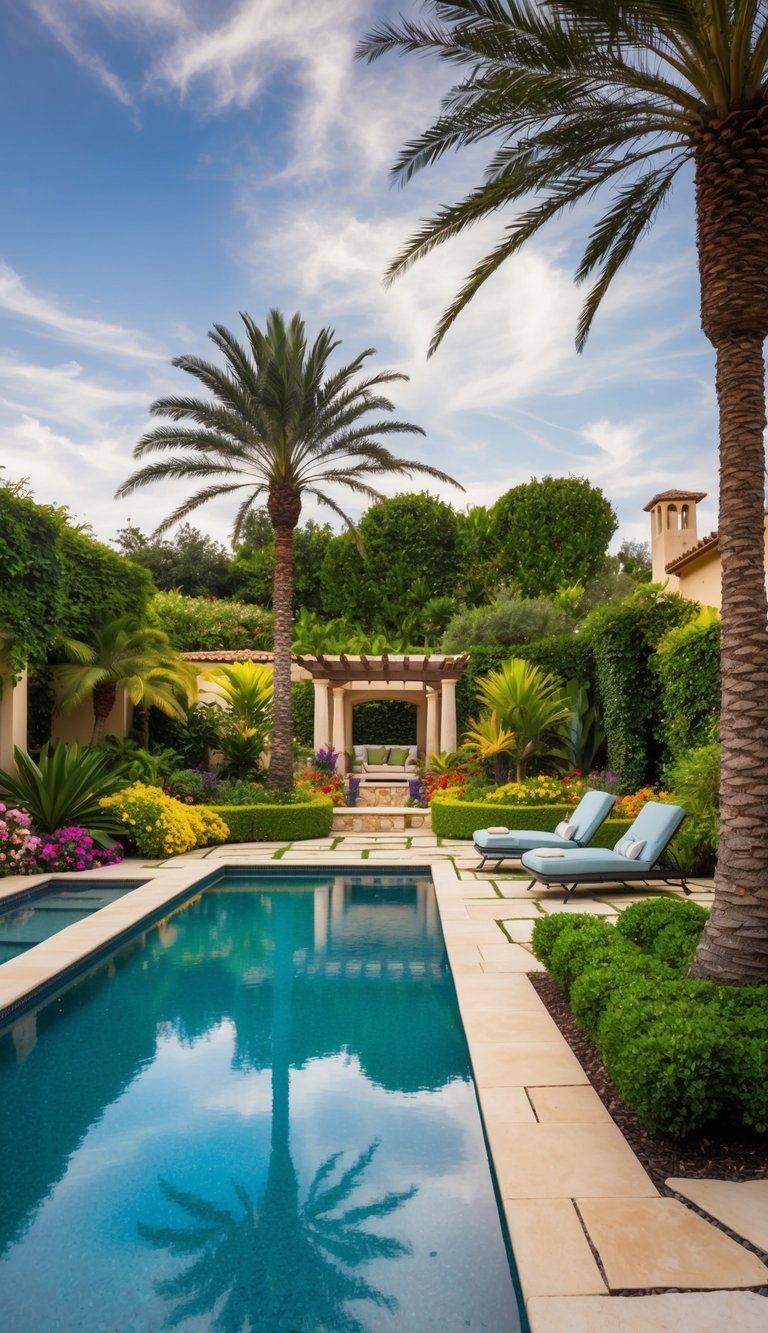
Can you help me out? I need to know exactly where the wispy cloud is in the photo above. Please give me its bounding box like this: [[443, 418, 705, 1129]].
[[0, 262, 164, 362]]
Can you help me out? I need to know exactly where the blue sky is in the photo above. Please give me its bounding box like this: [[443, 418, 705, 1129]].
[[0, 1, 722, 552]]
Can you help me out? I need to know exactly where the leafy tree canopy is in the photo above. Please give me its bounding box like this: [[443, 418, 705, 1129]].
[[232, 511, 336, 616], [115, 523, 238, 599], [150, 590, 274, 652], [494, 476, 617, 597], [442, 586, 573, 653], [319, 492, 462, 629]]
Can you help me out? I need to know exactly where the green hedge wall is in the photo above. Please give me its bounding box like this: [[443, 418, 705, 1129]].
[[216, 796, 333, 841], [291, 680, 315, 747], [656, 619, 720, 764], [584, 592, 695, 791], [430, 798, 631, 844], [0, 490, 153, 677], [352, 700, 418, 745]]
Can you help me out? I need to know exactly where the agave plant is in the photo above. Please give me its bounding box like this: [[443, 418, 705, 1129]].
[[475, 658, 571, 780], [0, 743, 127, 840]]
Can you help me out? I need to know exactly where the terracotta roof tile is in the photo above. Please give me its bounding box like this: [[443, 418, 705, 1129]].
[[182, 649, 274, 662], [665, 531, 719, 573], [643, 489, 707, 512]]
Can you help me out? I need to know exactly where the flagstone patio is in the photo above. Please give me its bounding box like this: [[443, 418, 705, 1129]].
[[0, 827, 764, 1332]]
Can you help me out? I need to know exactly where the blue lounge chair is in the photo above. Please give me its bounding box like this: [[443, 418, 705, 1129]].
[[520, 800, 688, 902], [473, 789, 617, 869]]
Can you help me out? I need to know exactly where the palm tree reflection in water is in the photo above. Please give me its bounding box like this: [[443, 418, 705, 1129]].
[[138, 893, 418, 1331]]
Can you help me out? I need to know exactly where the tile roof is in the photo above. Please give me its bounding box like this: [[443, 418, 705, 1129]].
[[643, 489, 707, 512], [665, 531, 719, 573], [182, 649, 274, 662]]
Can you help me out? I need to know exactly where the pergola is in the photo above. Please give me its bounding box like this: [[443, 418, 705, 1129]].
[[293, 653, 469, 775]]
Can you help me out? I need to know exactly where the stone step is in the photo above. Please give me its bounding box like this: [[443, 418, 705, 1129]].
[[333, 806, 431, 832]]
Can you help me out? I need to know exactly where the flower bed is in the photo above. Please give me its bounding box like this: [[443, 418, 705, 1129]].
[[430, 797, 632, 844]]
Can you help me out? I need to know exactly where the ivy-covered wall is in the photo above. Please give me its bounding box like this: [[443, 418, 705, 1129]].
[[585, 590, 696, 791], [352, 700, 418, 745], [0, 490, 153, 678], [656, 618, 720, 765]]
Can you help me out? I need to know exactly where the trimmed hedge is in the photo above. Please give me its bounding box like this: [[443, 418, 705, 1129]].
[[214, 796, 333, 841], [0, 489, 152, 678], [531, 903, 768, 1137], [430, 798, 631, 845]]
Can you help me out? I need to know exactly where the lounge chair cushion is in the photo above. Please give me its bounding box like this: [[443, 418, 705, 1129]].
[[474, 828, 579, 854], [523, 846, 655, 877]]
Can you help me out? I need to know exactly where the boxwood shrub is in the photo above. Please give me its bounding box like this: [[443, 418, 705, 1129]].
[[531, 902, 768, 1137], [430, 798, 632, 846], [214, 795, 333, 842]]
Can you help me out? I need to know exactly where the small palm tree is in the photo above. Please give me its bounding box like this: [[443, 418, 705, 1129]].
[[476, 659, 571, 779], [117, 310, 462, 789], [207, 661, 274, 731], [56, 617, 197, 746]]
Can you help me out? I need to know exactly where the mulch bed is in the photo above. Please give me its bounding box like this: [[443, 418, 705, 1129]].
[[530, 972, 768, 1189]]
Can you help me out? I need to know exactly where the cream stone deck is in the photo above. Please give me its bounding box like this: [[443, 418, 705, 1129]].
[[0, 830, 765, 1332]]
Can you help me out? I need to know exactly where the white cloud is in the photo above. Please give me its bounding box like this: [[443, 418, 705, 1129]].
[[0, 262, 164, 362]]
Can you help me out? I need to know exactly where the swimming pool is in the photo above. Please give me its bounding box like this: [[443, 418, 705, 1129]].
[[0, 871, 524, 1330], [0, 879, 147, 964]]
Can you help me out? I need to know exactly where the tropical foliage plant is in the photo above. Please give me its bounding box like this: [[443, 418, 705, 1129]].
[[475, 658, 572, 779], [117, 309, 460, 789], [358, 0, 768, 980], [462, 710, 516, 784], [55, 617, 197, 746], [0, 743, 127, 840]]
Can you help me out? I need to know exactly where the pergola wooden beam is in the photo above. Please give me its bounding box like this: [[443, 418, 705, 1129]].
[[294, 653, 468, 683]]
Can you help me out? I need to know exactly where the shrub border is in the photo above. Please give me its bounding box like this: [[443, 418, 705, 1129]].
[[214, 796, 333, 842], [430, 798, 631, 845]]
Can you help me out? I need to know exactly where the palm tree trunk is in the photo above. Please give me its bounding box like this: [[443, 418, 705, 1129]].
[[690, 338, 768, 982], [267, 485, 301, 790], [689, 109, 768, 982], [91, 683, 117, 746]]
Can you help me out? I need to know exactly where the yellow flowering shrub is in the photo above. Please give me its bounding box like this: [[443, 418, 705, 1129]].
[[483, 774, 588, 806], [186, 803, 229, 847], [100, 783, 229, 856]]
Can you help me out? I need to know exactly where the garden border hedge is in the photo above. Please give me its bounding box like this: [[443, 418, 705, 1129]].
[[429, 798, 631, 844], [214, 796, 333, 842]]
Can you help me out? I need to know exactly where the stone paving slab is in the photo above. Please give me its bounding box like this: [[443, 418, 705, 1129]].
[[503, 1199, 608, 1298], [527, 1291, 768, 1333], [494, 1124, 657, 1199], [666, 1178, 768, 1254], [528, 1085, 612, 1124], [577, 1197, 768, 1290]]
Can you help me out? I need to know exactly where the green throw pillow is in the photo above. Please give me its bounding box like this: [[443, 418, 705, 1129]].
[[365, 745, 388, 765], [388, 746, 410, 766]]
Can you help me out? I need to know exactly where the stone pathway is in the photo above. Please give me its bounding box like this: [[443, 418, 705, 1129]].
[[0, 828, 764, 1332]]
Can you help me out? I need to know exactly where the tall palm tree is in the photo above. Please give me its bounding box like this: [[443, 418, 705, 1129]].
[[56, 617, 197, 746], [117, 310, 461, 789], [358, 1, 768, 984]]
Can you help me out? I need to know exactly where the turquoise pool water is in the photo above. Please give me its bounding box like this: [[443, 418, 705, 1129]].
[[0, 879, 146, 963], [0, 872, 523, 1331]]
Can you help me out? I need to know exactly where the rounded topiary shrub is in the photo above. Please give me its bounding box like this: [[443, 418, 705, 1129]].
[[547, 917, 620, 993]]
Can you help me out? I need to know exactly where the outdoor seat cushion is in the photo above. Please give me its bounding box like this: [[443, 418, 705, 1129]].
[[474, 829, 579, 854], [522, 846, 654, 877]]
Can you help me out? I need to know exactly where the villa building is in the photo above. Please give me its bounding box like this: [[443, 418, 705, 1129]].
[[645, 488, 768, 609]]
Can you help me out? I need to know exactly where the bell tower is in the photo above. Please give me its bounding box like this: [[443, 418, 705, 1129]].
[[643, 489, 707, 587]]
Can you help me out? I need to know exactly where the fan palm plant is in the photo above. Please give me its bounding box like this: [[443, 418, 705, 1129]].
[[476, 659, 572, 779], [117, 310, 461, 789], [359, 2, 768, 981], [56, 617, 197, 746]]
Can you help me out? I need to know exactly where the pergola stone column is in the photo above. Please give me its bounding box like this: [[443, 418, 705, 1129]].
[[331, 686, 348, 775], [440, 678, 458, 753], [313, 680, 331, 752], [0, 643, 27, 774], [426, 687, 440, 763]]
